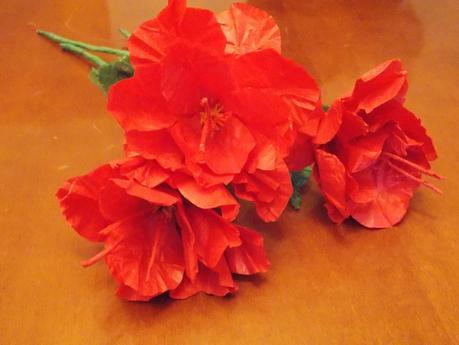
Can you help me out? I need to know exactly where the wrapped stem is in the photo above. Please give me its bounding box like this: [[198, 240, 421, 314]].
[[37, 29, 129, 56]]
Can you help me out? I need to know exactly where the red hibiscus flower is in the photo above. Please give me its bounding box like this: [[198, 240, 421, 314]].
[[57, 157, 269, 301], [313, 60, 442, 228], [108, 0, 327, 222]]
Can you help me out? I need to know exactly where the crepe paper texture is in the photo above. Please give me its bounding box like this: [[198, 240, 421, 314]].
[[57, 157, 270, 300], [313, 60, 443, 228], [39, 0, 442, 301]]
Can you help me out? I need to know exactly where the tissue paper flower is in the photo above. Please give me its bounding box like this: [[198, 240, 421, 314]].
[[314, 60, 442, 228], [38, 0, 443, 304], [107, 0, 329, 222], [57, 157, 269, 301]]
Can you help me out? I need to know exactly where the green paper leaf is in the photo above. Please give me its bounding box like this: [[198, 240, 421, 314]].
[[89, 55, 134, 93], [289, 167, 312, 210]]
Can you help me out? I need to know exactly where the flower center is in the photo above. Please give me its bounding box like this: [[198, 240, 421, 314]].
[[382, 151, 444, 194], [199, 97, 229, 152]]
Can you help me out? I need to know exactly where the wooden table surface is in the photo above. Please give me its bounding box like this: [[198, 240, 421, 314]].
[[1, 1, 458, 344]]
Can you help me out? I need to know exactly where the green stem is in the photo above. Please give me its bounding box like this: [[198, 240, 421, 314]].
[[37, 29, 129, 56], [60, 43, 106, 67], [118, 28, 131, 39]]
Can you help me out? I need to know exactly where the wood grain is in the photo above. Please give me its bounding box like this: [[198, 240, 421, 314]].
[[1, 1, 458, 344]]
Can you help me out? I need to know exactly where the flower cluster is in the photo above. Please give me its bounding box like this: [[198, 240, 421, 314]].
[[57, 0, 329, 301], [54, 0, 441, 301]]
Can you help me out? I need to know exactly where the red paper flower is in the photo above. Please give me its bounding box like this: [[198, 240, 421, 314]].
[[57, 157, 269, 300], [108, 0, 327, 221], [314, 60, 442, 228]]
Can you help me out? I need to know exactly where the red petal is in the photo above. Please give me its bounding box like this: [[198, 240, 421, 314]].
[[184, 163, 234, 188], [232, 49, 323, 139], [185, 206, 241, 268], [120, 158, 170, 188], [314, 149, 349, 223], [111, 179, 179, 206], [348, 161, 417, 228], [128, 2, 226, 67], [107, 66, 174, 132], [217, 3, 281, 55], [335, 107, 369, 142], [349, 59, 408, 113], [340, 129, 391, 173], [98, 179, 150, 222], [285, 133, 315, 171], [170, 115, 255, 175], [160, 41, 235, 114], [170, 259, 237, 299], [225, 226, 270, 274], [367, 102, 437, 161], [104, 212, 185, 300], [125, 130, 184, 170], [234, 150, 293, 222], [228, 88, 290, 149], [314, 103, 342, 144], [56, 164, 118, 242], [204, 116, 256, 175], [175, 202, 198, 281], [174, 174, 240, 221]]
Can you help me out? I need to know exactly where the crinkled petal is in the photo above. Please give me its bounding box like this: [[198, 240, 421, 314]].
[[170, 259, 236, 299], [340, 129, 391, 173], [173, 174, 240, 221], [367, 101, 437, 160], [349, 59, 408, 113], [110, 179, 179, 206], [103, 212, 185, 300], [234, 151, 292, 222], [125, 130, 184, 170], [56, 164, 118, 242], [314, 149, 349, 223], [217, 3, 281, 55], [120, 158, 170, 188], [232, 49, 323, 139], [225, 226, 270, 274], [98, 179, 151, 222], [175, 202, 198, 281], [170, 115, 255, 175], [129, 1, 226, 67], [348, 161, 418, 228], [184, 163, 234, 188], [184, 206, 241, 268]]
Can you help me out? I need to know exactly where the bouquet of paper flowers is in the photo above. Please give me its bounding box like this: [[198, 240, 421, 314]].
[[39, 0, 442, 301]]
